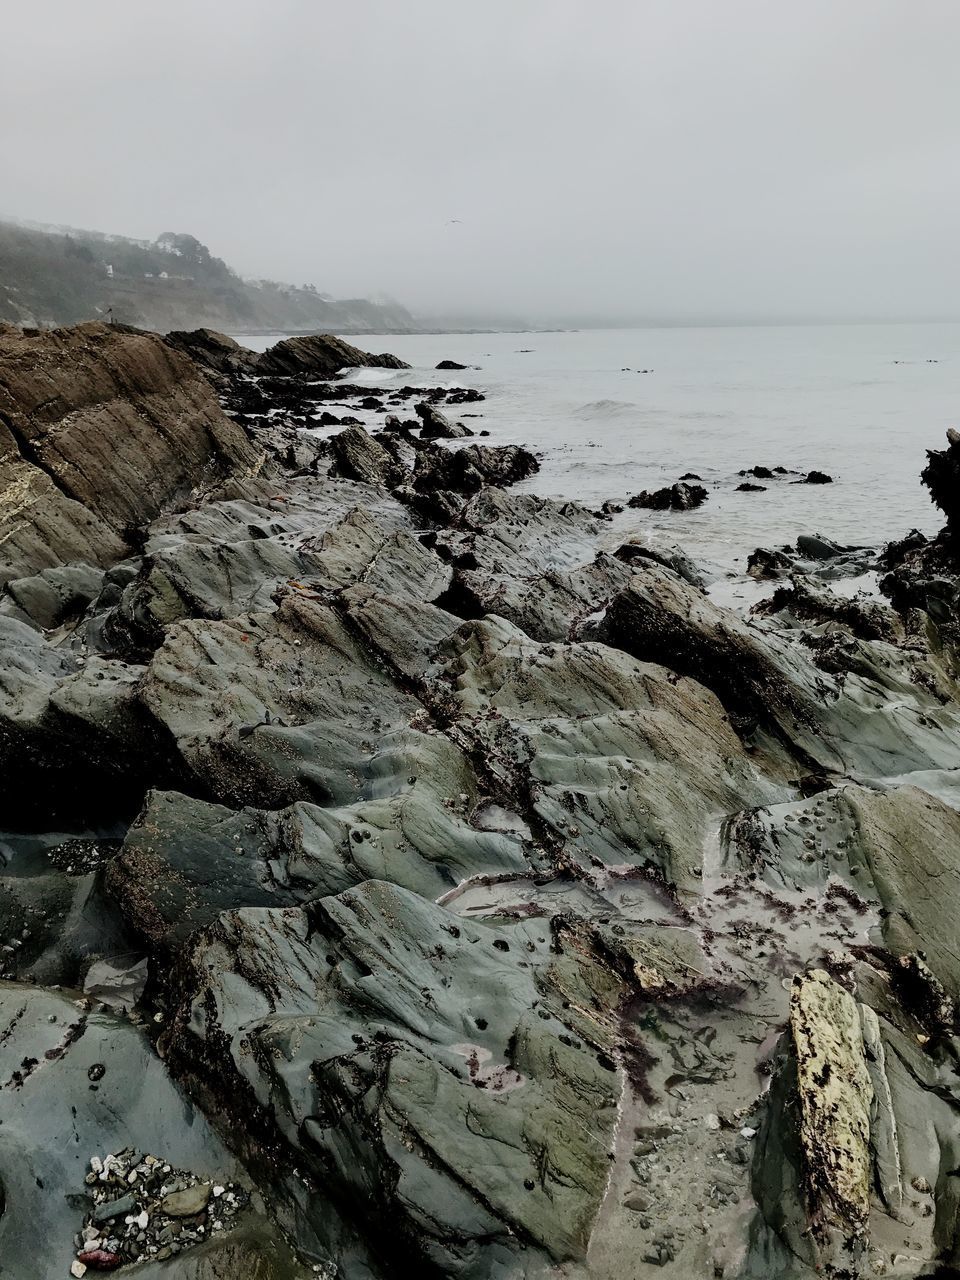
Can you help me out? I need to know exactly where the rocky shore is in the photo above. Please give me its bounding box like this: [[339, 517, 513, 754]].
[[1, 320, 960, 1279]]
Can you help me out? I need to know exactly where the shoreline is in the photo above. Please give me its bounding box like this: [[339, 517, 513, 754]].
[[0, 322, 958, 1279]]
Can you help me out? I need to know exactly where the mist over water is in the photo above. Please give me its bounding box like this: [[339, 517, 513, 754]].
[[248, 323, 955, 574]]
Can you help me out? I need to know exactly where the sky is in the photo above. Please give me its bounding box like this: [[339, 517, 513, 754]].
[[3, 0, 960, 324]]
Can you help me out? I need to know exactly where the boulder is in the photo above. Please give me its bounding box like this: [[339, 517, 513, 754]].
[[326, 425, 406, 488], [415, 401, 473, 439], [164, 328, 260, 381], [256, 334, 409, 377]]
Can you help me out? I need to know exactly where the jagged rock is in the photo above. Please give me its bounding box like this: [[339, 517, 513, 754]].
[[600, 558, 960, 778], [431, 489, 633, 638], [415, 401, 472, 439], [613, 538, 705, 587], [167, 879, 629, 1276], [0, 615, 180, 823], [111, 760, 530, 955], [755, 577, 898, 643], [0, 561, 104, 630], [0, 322, 261, 584], [326, 425, 406, 488], [100, 536, 329, 656], [797, 470, 833, 484], [301, 506, 452, 600], [736, 481, 767, 492], [139, 593, 431, 808], [408, 442, 539, 522], [256, 334, 409, 377], [435, 613, 771, 886], [627, 482, 708, 511], [738, 465, 778, 479], [164, 328, 260, 382], [922, 431, 960, 536]]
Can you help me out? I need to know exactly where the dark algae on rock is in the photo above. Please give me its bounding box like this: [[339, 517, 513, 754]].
[[3, 327, 960, 1278]]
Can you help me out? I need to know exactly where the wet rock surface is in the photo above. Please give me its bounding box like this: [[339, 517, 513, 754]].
[[627, 481, 709, 510], [3, 331, 960, 1277]]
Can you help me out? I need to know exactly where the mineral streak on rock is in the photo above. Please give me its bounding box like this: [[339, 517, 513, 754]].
[[789, 970, 873, 1246]]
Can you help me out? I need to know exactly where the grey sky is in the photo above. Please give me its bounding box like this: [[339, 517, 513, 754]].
[[3, 0, 960, 322]]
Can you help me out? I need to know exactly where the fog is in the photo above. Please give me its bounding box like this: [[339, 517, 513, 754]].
[[3, 0, 960, 324]]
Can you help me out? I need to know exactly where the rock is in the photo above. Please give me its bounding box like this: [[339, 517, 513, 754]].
[[627, 483, 708, 511], [408, 442, 539, 521], [790, 970, 872, 1247], [76, 1251, 122, 1271], [756, 577, 897, 643], [256, 334, 409, 378], [415, 401, 473, 439], [797, 470, 833, 484], [326, 425, 406, 488], [736, 482, 766, 492], [167, 880, 629, 1276], [0, 323, 261, 585], [162, 1184, 213, 1217], [613, 538, 705, 587], [432, 489, 632, 639], [738, 465, 776, 479], [0, 561, 104, 630], [795, 533, 843, 559], [92, 1192, 137, 1224], [0, 985, 244, 1278], [434, 612, 768, 886], [921, 428, 960, 539], [436, 359, 469, 370], [0, 614, 180, 825], [138, 593, 431, 808], [164, 329, 259, 382]]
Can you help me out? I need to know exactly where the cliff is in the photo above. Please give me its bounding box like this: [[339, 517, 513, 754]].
[[0, 218, 417, 333]]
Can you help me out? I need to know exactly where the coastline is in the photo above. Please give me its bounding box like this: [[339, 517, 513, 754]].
[[0, 322, 958, 1278]]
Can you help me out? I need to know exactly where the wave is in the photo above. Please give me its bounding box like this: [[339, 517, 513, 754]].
[[572, 399, 640, 419]]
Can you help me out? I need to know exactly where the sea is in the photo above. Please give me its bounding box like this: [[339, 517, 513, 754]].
[[240, 324, 958, 589]]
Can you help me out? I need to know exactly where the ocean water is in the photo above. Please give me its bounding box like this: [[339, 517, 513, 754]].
[[243, 324, 958, 578]]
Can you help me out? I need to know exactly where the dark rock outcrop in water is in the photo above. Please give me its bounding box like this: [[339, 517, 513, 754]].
[[627, 481, 708, 510], [256, 333, 410, 377], [4, 329, 960, 1279]]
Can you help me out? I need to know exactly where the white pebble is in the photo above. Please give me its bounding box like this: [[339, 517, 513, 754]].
[[740, 1126, 757, 1139], [136, 1210, 149, 1229], [213, 1185, 225, 1197], [71, 1262, 88, 1279]]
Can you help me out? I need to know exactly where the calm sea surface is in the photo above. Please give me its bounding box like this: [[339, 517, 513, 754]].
[[242, 324, 960, 577]]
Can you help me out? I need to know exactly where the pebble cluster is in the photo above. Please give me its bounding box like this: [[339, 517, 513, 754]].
[[71, 1149, 247, 1275]]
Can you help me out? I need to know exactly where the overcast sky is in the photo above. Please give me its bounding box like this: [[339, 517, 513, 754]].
[[3, 1, 960, 323]]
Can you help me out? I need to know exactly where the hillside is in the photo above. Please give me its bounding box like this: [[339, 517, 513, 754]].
[[0, 218, 417, 333]]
